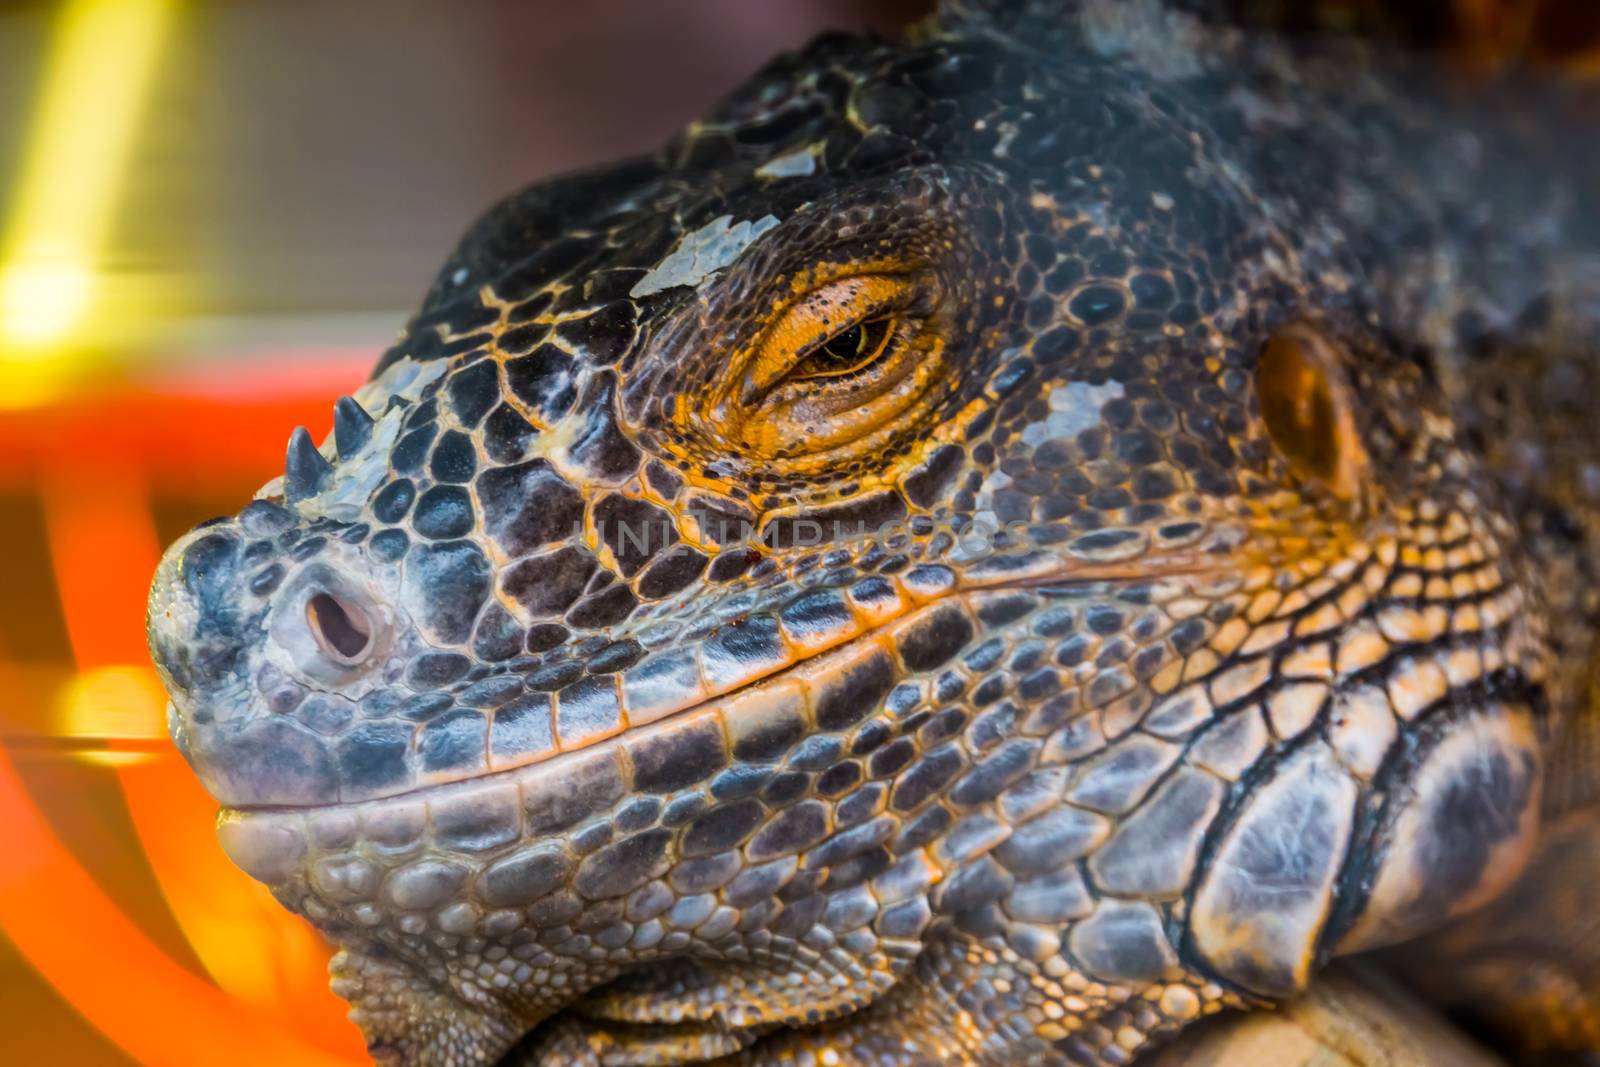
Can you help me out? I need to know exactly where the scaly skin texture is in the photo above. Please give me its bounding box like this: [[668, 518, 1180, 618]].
[[145, 2, 1600, 1064]]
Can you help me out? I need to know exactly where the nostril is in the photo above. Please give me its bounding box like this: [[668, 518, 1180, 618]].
[[306, 592, 373, 664]]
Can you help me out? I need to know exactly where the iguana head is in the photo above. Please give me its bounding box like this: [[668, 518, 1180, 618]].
[[146, 4, 1553, 1062]]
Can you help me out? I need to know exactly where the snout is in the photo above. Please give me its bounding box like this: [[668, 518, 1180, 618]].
[[147, 523, 250, 701], [148, 501, 391, 808]]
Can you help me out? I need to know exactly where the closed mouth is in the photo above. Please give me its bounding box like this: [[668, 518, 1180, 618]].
[[217, 547, 1225, 818]]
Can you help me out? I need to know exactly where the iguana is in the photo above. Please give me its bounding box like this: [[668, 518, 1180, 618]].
[[145, 1, 1600, 1063]]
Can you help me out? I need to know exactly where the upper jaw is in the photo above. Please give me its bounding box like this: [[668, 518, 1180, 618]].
[[200, 547, 1228, 812], [213, 560, 963, 813]]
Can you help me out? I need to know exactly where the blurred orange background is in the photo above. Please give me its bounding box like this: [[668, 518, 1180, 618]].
[[0, 2, 917, 1062]]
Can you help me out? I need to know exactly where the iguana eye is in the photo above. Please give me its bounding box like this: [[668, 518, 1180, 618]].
[[695, 271, 952, 465], [790, 316, 896, 381], [738, 274, 919, 401]]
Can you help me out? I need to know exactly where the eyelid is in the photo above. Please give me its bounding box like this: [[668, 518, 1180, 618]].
[[742, 274, 916, 398]]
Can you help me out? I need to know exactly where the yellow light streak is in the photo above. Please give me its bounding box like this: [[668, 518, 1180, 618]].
[[53, 664, 169, 766], [0, 0, 178, 400], [0, 260, 94, 348]]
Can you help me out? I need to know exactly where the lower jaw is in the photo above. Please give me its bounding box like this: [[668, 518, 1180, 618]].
[[211, 592, 944, 1046]]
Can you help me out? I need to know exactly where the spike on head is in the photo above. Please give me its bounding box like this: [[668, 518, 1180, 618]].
[[284, 426, 332, 502], [333, 395, 375, 460]]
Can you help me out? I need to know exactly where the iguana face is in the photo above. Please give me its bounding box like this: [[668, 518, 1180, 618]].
[[146, 12, 1552, 1065]]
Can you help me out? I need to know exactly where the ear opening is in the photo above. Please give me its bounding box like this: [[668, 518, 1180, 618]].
[[1255, 323, 1368, 501]]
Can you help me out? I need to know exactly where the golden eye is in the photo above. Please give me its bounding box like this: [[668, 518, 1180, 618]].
[[737, 274, 917, 401], [694, 271, 952, 466], [1256, 324, 1367, 500], [791, 316, 896, 381]]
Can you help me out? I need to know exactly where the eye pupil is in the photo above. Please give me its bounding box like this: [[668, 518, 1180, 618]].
[[818, 324, 865, 364], [801, 318, 892, 379]]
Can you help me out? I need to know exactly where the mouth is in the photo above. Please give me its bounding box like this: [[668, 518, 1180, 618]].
[[214, 546, 1225, 815], [210, 549, 1227, 885]]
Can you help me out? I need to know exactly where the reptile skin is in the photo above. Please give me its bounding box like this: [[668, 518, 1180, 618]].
[[144, 2, 1600, 1064]]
